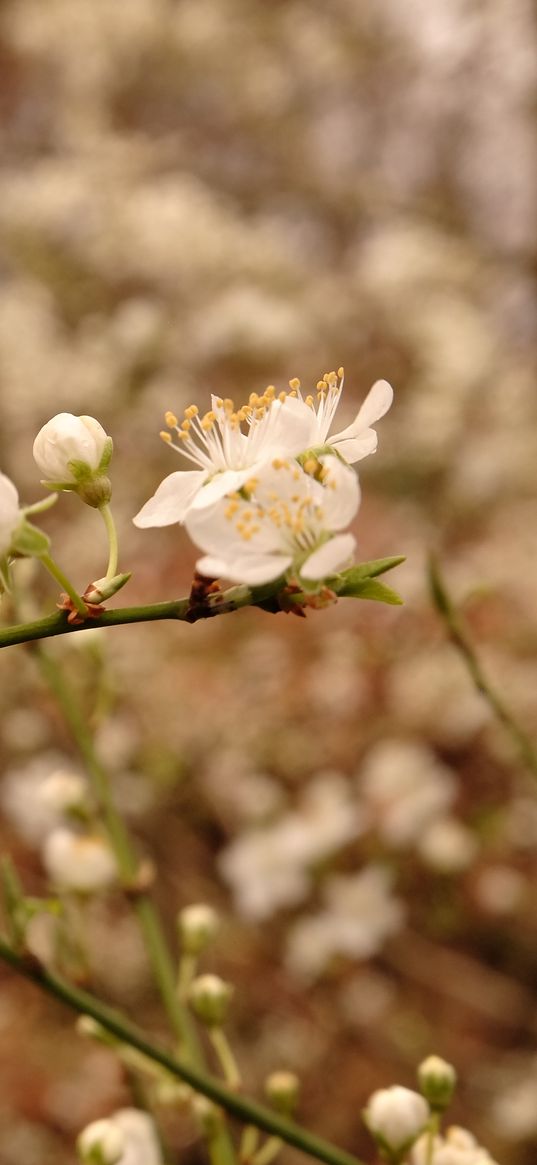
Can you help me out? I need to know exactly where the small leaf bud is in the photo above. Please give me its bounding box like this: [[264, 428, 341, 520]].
[[418, 1055, 457, 1111], [178, 903, 219, 955], [363, 1086, 430, 1161], [77, 1118, 124, 1165], [189, 973, 233, 1027], [265, 1070, 300, 1116], [83, 573, 132, 604]]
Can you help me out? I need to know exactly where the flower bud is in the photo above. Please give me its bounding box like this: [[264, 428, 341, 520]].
[[0, 472, 23, 556], [178, 903, 219, 955], [265, 1070, 300, 1116], [364, 1085, 430, 1160], [189, 973, 233, 1027], [418, 1055, 457, 1112], [83, 573, 132, 605], [38, 770, 89, 815], [43, 828, 117, 893], [33, 414, 112, 504], [191, 1095, 223, 1136], [77, 1118, 124, 1165]]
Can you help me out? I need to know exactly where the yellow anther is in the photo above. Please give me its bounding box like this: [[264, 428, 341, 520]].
[[303, 458, 317, 475], [278, 391, 287, 403], [177, 430, 189, 441], [215, 397, 223, 407], [305, 395, 314, 408], [223, 398, 234, 411], [225, 501, 239, 519], [201, 411, 216, 430], [265, 385, 275, 399], [249, 393, 260, 407], [289, 377, 301, 390], [165, 411, 178, 427], [160, 430, 172, 443], [180, 419, 191, 431], [327, 370, 337, 385], [337, 366, 344, 378], [244, 477, 258, 493], [316, 381, 326, 392], [185, 405, 199, 419]]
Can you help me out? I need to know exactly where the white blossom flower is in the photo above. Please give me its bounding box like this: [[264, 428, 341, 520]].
[[78, 1110, 163, 1165], [0, 472, 23, 555], [364, 1085, 430, 1155], [43, 827, 118, 892], [219, 773, 363, 920], [280, 369, 393, 463], [358, 740, 456, 847], [33, 413, 109, 484], [133, 386, 309, 526], [78, 1118, 125, 1165], [410, 1125, 500, 1165], [186, 455, 359, 586], [286, 866, 404, 979]]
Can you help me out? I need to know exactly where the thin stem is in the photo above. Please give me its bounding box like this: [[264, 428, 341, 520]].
[[99, 503, 119, 580], [0, 936, 366, 1165], [33, 643, 202, 1064], [208, 1027, 242, 1090], [252, 1137, 283, 1165], [39, 552, 87, 617], [428, 553, 537, 782]]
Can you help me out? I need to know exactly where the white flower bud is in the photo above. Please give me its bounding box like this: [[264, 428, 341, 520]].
[[364, 1085, 430, 1158], [38, 770, 89, 815], [178, 903, 219, 955], [418, 1056, 457, 1111], [77, 1118, 124, 1165], [189, 973, 233, 1027], [265, 1070, 300, 1115], [0, 472, 22, 556], [34, 414, 109, 481], [43, 828, 117, 892]]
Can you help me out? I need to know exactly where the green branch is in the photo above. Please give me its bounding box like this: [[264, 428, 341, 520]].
[[0, 936, 365, 1165], [428, 553, 537, 782]]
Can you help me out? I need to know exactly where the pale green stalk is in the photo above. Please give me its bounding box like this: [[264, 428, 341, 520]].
[[99, 503, 119, 579], [39, 552, 87, 617]]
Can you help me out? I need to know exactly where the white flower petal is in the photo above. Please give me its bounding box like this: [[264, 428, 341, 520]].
[[330, 429, 378, 463], [319, 457, 361, 529], [133, 471, 204, 527], [189, 468, 251, 510], [300, 533, 356, 580], [330, 380, 393, 455], [197, 552, 291, 585]]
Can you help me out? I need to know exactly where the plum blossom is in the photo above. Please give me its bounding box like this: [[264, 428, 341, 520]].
[[133, 386, 308, 526], [410, 1125, 500, 1165], [0, 472, 23, 556], [281, 369, 394, 463], [364, 1086, 430, 1156], [43, 827, 118, 892], [78, 1110, 163, 1165], [186, 454, 360, 586]]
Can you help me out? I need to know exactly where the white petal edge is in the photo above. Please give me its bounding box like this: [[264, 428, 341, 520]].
[[196, 553, 292, 585], [188, 468, 251, 510], [330, 380, 393, 447], [133, 470, 204, 527], [300, 533, 356, 581], [330, 429, 378, 464]]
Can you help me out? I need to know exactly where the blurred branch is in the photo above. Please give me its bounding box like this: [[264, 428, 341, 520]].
[[0, 935, 365, 1165], [428, 553, 537, 782]]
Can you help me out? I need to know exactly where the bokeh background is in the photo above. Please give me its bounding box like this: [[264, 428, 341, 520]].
[[1, 1, 537, 1162]]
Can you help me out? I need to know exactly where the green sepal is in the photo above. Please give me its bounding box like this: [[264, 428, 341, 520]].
[[338, 576, 403, 605], [97, 435, 114, 474], [66, 458, 94, 484], [23, 492, 59, 517], [0, 555, 12, 593], [10, 518, 51, 558], [340, 556, 406, 585]]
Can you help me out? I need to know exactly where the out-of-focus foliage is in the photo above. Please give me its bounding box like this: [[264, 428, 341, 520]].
[[1, 2, 537, 1164]]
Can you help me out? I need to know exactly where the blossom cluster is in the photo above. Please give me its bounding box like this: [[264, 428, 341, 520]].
[[134, 370, 393, 588]]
